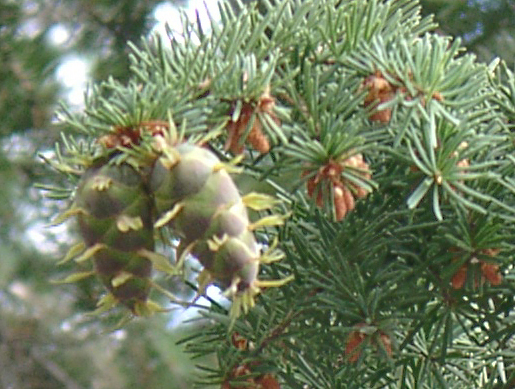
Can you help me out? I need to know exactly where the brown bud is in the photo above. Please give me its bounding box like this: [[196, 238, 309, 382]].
[[379, 332, 393, 358], [355, 185, 369, 199], [481, 262, 502, 286], [97, 121, 168, 149], [247, 121, 271, 154], [333, 183, 356, 221], [225, 106, 252, 154], [221, 365, 254, 389], [225, 88, 277, 154], [369, 107, 392, 123], [231, 332, 248, 351], [432, 91, 444, 102], [333, 184, 348, 221], [345, 326, 366, 362], [306, 175, 324, 207], [451, 264, 468, 290], [482, 248, 500, 257], [305, 154, 371, 220], [255, 374, 281, 389], [363, 71, 395, 123]]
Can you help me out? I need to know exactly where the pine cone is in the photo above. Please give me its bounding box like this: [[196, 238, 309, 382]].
[[74, 162, 154, 313], [151, 141, 288, 320]]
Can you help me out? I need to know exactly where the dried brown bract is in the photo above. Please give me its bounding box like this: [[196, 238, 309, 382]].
[[362, 70, 445, 123], [345, 323, 393, 363], [305, 153, 371, 221], [451, 248, 502, 289], [97, 121, 168, 149], [225, 87, 278, 154]]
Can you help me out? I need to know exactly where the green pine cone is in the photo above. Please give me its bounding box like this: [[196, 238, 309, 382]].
[[74, 161, 154, 313], [151, 143, 260, 289]]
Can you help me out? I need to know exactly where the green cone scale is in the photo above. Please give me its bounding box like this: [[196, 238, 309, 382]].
[[171, 172, 243, 242], [209, 236, 260, 289], [150, 143, 222, 212], [73, 161, 154, 314]]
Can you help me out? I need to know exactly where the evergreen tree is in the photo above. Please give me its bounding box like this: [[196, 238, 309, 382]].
[[33, 0, 515, 387]]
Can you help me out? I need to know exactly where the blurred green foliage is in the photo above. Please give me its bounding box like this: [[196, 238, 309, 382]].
[[0, 1, 196, 388], [420, 0, 515, 62]]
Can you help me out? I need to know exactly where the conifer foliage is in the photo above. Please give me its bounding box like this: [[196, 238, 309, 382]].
[[42, 0, 515, 387]]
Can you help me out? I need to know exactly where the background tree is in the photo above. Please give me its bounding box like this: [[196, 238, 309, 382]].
[[1, 0, 514, 388], [1, 1, 195, 388], [420, 0, 515, 63]]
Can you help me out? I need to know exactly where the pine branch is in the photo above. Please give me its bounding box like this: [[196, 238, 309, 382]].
[[41, 0, 515, 387]]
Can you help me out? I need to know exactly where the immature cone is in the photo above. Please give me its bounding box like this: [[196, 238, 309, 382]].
[[73, 161, 154, 313], [151, 141, 288, 318]]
